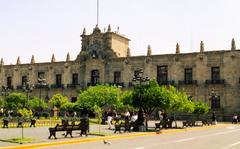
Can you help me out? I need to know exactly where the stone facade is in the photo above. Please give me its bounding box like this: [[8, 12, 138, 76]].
[[0, 25, 240, 117]]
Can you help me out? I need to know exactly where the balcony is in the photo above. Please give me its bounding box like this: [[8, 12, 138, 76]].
[[67, 84, 80, 89], [7, 85, 14, 90], [35, 84, 49, 89], [205, 79, 225, 85], [128, 82, 133, 88], [16, 85, 23, 90], [178, 80, 198, 85], [109, 82, 125, 88], [50, 84, 64, 89], [158, 80, 175, 86]]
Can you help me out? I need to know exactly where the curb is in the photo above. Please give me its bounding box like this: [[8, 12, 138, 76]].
[[0, 123, 231, 149]]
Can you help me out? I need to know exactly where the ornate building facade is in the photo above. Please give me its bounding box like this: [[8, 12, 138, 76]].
[[0, 25, 240, 118]]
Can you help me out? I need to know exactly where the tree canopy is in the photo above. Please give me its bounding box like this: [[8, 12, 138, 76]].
[[29, 97, 48, 114], [5, 92, 27, 111], [49, 94, 69, 109], [76, 85, 121, 111]]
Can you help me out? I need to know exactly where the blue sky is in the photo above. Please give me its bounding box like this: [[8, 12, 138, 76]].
[[0, 0, 240, 64]]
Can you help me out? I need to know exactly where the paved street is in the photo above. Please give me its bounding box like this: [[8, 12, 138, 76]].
[[41, 125, 240, 149]]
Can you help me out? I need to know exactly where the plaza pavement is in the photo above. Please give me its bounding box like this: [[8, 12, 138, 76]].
[[0, 121, 232, 149]]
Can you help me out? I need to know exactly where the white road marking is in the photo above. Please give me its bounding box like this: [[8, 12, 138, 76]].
[[222, 141, 240, 149], [175, 137, 196, 142], [134, 147, 145, 149], [226, 126, 238, 129], [215, 129, 240, 135]]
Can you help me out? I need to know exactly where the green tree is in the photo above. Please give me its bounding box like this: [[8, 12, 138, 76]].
[[193, 101, 210, 118], [0, 96, 4, 108], [29, 97, 48, 116], [131, 80, 172, 129], [76, 85, 121, 111], [5, 92, 27, 112], [49, 94, 69, 109], [17, 108, 33, 118], [60, 102, 75, 113]]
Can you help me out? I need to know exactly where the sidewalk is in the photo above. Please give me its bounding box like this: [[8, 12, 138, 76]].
[[0, 121, 232, 148]]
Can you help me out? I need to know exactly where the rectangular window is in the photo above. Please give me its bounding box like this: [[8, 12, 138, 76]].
[[56, 74, 62, 85], [72, 73, 78, 85], [157, 66, 168, 83], [211, 96, 220, 109], [211, 67, 220, 80], [22, 76, 27, 86], [184, 68, 193, 81], [38, 72, 45, 79], [114, 71, 121, 84], [71, 97, 77, 103], [7, 77, 12, 88]]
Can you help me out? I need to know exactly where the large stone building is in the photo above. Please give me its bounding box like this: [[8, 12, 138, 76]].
[[1, 25, 240, 118]]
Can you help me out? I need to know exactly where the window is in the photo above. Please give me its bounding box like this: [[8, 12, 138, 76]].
[[22, 76, 27, 86], [71, 97, 77, 103], [7, 77, 12, 88], [114, 71, 121, 84], [211, 96, 220, 109], [38, 72, 45, 79], [91, 70, 99, 86], [184, 68, 192, 81], [157, 66, 168, 83], [72, 73, 78, 85], [56, 74, 62, 85], [211, 67, 220, 81]]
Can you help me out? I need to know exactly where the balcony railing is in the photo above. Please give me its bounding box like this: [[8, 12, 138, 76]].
[[158, 80, 175, 86], [67, 84, 80, 89], [35, 84, 49, 89], [16, 85, 23, 90], [50, 84, 64, 89], [109, 82, 125, 88], [205, 79, 225, 85], [7, 85, 14, 90], [178, 80, 198, 85], [128, 82, 133, 87]]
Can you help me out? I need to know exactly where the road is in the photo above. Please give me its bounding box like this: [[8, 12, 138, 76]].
[[42, 125, 240, 149]]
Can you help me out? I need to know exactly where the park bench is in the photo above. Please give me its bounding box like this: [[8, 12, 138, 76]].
[[48, 118, 89, 139], [155, 119, 173, 130], [182, 120, 195, 127], [201, 119, 212, 126], [114, 119, 132, 133], [2, 118, 36, 128]]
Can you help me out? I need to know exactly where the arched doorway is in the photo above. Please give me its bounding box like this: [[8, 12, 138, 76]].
[[91, 70, 99, 86]]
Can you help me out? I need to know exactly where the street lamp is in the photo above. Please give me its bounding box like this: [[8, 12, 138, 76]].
[[37, 77, 47, 99], [132, 68, 150, 131], [1, 86, 10, 115], [22, 80, 34, 108], [132, 68, 150, 85]]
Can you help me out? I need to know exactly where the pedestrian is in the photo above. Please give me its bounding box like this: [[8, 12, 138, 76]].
[[124, 109, 130, 121], [212, 112, 217, 125], [232, 115, 238, 124], [107, 109, 113, 129], [158, 110, 163, 122]]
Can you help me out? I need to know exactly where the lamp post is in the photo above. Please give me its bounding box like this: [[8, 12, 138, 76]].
[[22, 80, 34, 108], [209, 89, 218, 123], [132, 68, 150, 86], [1, 86, 10, 116], [132, 68, 150, 131], [37, 77, 47, 99]]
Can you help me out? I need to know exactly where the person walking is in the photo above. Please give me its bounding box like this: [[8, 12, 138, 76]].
[[107, 109, 113, 129]]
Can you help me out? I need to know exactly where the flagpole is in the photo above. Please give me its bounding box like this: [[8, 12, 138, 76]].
[[97, 0, 99, 26]]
